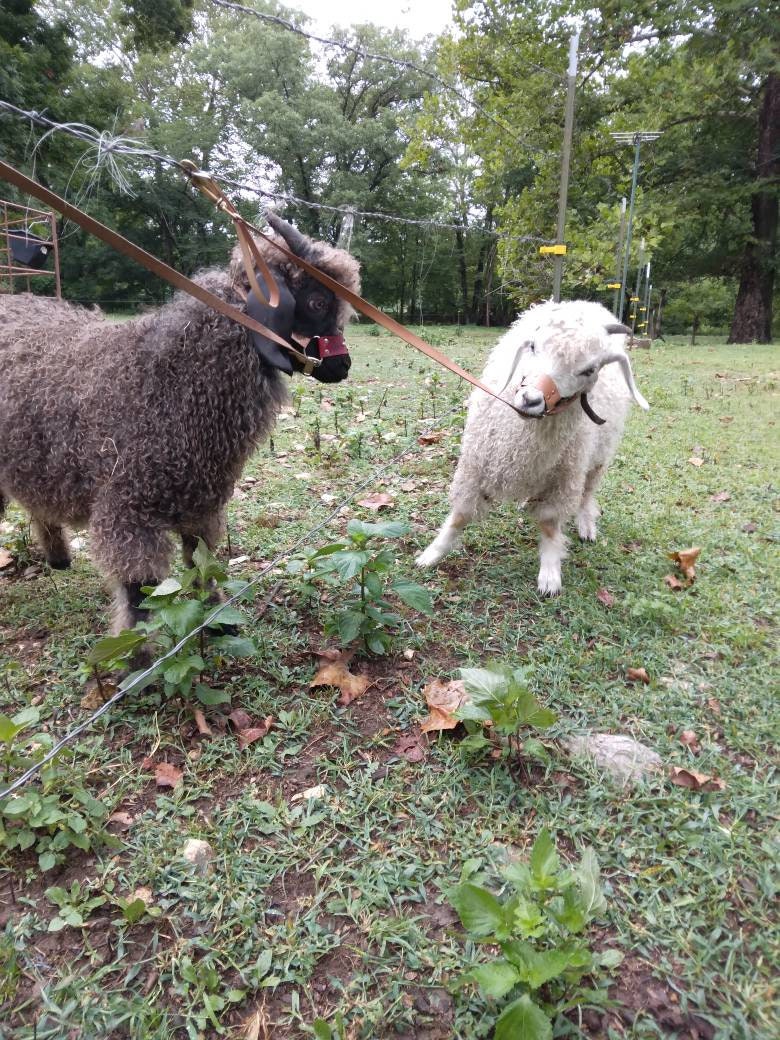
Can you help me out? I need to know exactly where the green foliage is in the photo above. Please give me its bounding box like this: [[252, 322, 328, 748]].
[[454, 665, 557, 761], [449, 829, 618, 1036], [0, 708, 110, 871], [86, 540, 256, 704], [290, 520, 433, 654], [45, 880, 107, 931]]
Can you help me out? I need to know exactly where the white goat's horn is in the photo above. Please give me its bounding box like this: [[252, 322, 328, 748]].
[[598, 350, 650, 410], [605, 323, 632, 336]]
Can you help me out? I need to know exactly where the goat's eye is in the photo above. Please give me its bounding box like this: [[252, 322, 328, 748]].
[[306, 293, 328, 314], [580, 365, 595, 377]]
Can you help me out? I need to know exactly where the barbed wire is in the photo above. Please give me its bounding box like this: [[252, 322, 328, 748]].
[[208, 0, 564, 148], [0, 102, 553, 243], [0, 399, 468, 801]]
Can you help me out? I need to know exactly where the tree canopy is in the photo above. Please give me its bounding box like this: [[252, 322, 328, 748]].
[[0, 0, 776, 339]]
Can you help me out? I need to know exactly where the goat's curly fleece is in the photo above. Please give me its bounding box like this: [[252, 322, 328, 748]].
[[418, 300, 646, 594], [0, 228, 361, 623]]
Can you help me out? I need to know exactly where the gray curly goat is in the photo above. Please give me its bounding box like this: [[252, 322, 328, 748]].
[[0, 214, 360, 631]]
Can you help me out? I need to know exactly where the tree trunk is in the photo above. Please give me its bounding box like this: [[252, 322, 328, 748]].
[[729, 73, 779, 343], [455, 225, 470, 323]]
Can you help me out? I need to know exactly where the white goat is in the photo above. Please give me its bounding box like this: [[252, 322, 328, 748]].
[[416, 301, 649, 595]]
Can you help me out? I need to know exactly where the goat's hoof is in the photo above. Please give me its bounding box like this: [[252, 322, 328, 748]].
[[416, 547, 442, 568], [537, 572, 562, 597]]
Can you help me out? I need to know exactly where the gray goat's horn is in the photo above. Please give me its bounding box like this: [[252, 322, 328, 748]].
[[265, 212, 311, 257], [598, 350, 650, 410], [605, 323, 632, 336]]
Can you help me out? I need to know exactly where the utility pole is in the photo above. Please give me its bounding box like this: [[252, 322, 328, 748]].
[[640, 262, 652, 336], [549, 32, 579, 303], [611, 197, 627, 316], [610, 130, 662, 321], [630, 238, 646, 335]]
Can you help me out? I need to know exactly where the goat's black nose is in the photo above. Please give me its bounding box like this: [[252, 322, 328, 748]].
[[518, 388, 546, 415]]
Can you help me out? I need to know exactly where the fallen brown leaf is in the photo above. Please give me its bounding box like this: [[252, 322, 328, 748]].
[[154, 762, 183, 788], [687, 456, 704, 467], [80, 678, 117, 710], [400, 480, 417, 492], [596, 587, 615, 607], [679, 729, 701, 753], [669, 766, 726, 793], [710, 491, 731, 503], [664, 573, 685, 590], [107, 811, 134, 832], [192, 708, 212, 737], [668, 546, 701, 582], [420, 678, 470, 732], [228, 708, 253, 731], [357, 491, 394, 511], [393, 730, 427, 762], [237, 716, 274, 749], [626, 667, 650, 684], [706, 696, 722, 716], [418, 431, 443, 445], [310, 651, 371, 706]]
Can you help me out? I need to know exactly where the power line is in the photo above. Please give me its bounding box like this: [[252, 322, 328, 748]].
[[0, 102, 552, 243]]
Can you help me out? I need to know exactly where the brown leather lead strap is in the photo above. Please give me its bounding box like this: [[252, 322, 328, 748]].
[[0, 159, 312, 368]]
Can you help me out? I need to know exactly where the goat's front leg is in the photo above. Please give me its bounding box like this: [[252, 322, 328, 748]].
[[32, 518, 71, 569], [536, 517, 567, 597], [416, 507, 475, 568]]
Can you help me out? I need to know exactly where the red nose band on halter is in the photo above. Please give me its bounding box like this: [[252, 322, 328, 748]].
[[314, 334, 349, 358], [519, 373, 606, 425]]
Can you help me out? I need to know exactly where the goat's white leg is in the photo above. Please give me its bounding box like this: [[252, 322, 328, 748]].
[[416, 509, 473, 568], [537, 518, 567, 596], [576, 465, 605, 542]]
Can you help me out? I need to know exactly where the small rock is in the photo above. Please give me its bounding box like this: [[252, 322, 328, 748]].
[[566, 732, 662, 784], [228, 555, 249, 567], [403, 648, 415, 660], [181, 838, 215, 874]]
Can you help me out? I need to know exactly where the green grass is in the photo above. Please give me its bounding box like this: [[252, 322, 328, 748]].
[[1, 326, 778, 1039]]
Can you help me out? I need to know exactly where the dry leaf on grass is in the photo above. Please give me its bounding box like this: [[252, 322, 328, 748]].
[[664, 573, 685, 590], [154, 762, 183, 788], [80, 679, 118, 710], [626, 667, 650, 684], [420, 678, 470, 732], [668, 546, 701, 583], [228, 708, 253, 731], [418, 431, 443, 445], [310, 651, 371, 706], [669, 766, 726, 792], [0, 548, 13, 570], [393, 730, 427, 762], [710, 491, 731, 503], [596, 587, 615, 607], [687, 456, 705, 467], [107, 811, 135, 831], [679, 729, 701, 753], [237, 717, 274, 749], [357, 491, 394, 511]]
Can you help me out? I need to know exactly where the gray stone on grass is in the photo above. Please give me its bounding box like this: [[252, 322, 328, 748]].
[[566, 732, 662, 785], [181, 838, 215, 874]]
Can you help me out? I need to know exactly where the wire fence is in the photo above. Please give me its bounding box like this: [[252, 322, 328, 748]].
[[0, 101, 553, 244], [0, 401, 467, 801]]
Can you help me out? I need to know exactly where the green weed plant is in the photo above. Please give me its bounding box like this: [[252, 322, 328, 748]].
[[455, 665, 557, 762]]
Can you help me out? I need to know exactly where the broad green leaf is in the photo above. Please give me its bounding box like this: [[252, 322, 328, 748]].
[[45, 886, 68, 905], [16, 829, 36, 851], [67, 812, 87, 834], [163, 655, 204, 685], [211, 635, 256, 658], [120, 898, 147, 924], [459, 666, 507, 701], [392, 579, 434, 614], [598, 948, 624, 969], [513, 897, 547, 938], [449, 882, 506, 938], [575, 846, 607, 921], [2, 793, 37, 817], [47, 915, 67, 932], [346, 518, 409, 540], [522, 737, 550, 762], [194, 684, 231, 705], [254, 948, 273, 979], [12, 706, 40, 729], [495, 994, 552, 1040], [470, 958, 520, 999], [205, 605, 246, 628], [335, 610, 363, 644], [148, 577, 182, 597], [529, 828, 559, 888], [86, 630, 146, 666], [0, 714, 24, 743], [157, 600, 205, 638], [328, 549, 372, 582], [525, 706, 557, 729], [502, 941, 583, 989], [313, 1020, 333, 1040], [38, 851, 57, 871], [549, 885, 587, 933]]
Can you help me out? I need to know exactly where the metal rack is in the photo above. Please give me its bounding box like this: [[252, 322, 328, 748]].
[[0, 198, 61, 297]]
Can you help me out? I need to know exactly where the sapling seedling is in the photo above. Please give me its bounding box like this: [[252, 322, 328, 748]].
[[449, 828, 621, 1039], [454, 665, 557, 762]]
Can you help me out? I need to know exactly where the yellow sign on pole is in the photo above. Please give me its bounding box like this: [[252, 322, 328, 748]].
[[539, 244, 567, 255], [606, 282, 621, 289]]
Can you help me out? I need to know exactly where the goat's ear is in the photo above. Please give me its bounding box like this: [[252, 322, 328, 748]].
[[598, 350, 650, 410], [265, 212, 311, 257], [605, 323, 632, 337]]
